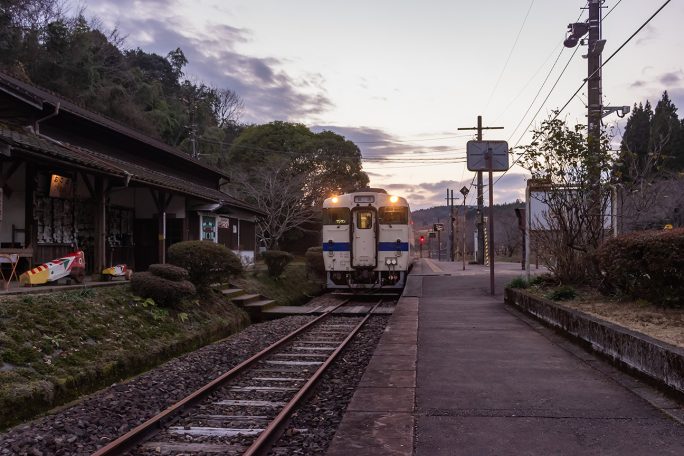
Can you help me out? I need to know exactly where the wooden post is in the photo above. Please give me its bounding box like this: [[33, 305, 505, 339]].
[[24, 163, 35, 250], [152, 190, 172, 264], [93, 176, 107, 276]]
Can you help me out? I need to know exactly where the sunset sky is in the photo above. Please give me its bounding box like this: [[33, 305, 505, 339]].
[[73, 0, 683, 209]]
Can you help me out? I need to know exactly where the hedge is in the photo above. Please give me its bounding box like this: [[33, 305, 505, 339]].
[[262, 250, 294, 278], [168, 241, 243, 289], [130, 272, 196, 306], [305, 246, 325, 277], [596, 228, 684, 307], [148, 263, 190, 281]]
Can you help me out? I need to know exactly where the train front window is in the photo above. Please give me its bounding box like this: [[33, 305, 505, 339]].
[[323, 207, 350, 225], [356, 210, 373, 229], [379, 207, 408, 224]]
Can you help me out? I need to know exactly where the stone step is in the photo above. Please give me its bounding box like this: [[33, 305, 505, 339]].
[[231, 293, 261, 305], [243, 299, 277, 311], [221, 288, 244, 299]]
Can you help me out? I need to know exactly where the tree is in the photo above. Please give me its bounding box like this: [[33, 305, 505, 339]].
[[518, 115, 614, 283], [651, 91, 683, 171], [212, 87, 243, 128], [227, 122, 368, 248], [228, 163, 318, 249]]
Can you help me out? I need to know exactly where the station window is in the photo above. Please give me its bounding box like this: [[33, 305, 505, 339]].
[[322, 207, 351, 225], [356, 210, 373, 229], [379, 206, 408, 224]]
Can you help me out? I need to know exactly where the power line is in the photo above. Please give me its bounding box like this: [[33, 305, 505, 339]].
[[603, 0, 624, 20], [553, 0, 672, 121], [484, 0, 537, 112], [354, 133, 475, 144], [497, 0, 671, 186]]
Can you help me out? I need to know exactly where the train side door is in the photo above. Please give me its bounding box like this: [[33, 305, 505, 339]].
[[352, 209, 376, 267]]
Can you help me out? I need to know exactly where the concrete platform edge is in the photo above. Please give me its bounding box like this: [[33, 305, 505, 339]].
[[504, 288, 684, 397]]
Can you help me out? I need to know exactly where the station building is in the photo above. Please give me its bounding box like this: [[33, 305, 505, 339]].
[[0, 71, 263, 277]]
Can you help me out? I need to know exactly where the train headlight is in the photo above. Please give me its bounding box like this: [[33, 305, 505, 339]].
[[391, 258, 398, 265], [389, 195, 399, 203], [331, 196, 338, 204]]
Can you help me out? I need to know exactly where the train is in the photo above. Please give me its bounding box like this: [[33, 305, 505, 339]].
[[321, 188, 414, 290]]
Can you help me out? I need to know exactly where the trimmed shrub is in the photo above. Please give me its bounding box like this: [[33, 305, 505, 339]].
[[547, 285, 577, 301], [130, 272, 196, 306], [262, 250, 294, 278], [305, 246, 325, 277], [596, 228, 684, 307], [148, 264, 189, 281], [507, 276, 528, 289], [168, 241, 243, 289]]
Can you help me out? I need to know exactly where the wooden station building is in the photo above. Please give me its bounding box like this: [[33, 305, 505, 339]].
[[0, 72, 263, 276]]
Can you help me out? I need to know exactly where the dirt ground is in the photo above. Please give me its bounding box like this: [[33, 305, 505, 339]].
[[530, 287, 684, 348]]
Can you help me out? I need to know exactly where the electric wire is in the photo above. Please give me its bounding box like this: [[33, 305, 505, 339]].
[[553, 0, 672, 122], [497, 0, 670, 186], [484, 0, 537, 112]]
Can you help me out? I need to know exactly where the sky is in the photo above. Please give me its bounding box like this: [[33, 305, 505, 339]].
[[71, 0, 684, 209]]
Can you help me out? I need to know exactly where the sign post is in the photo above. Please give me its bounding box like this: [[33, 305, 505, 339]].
[[459, 186, 469, 271], [467, 140, 509, 295]]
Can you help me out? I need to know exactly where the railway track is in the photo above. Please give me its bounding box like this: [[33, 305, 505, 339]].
[[92, 298, 387, 456]]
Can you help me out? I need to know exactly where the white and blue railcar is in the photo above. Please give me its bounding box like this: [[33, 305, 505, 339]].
[[321, 188, 414, 290]]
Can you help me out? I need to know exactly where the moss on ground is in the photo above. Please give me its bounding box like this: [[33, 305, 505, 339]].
[[232, 261, 324, 306], [0, 286, 248, 429]]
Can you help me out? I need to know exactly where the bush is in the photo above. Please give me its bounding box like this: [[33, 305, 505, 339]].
[[148, 264, 189, 281], [507, 277, 528, 289], [305, 246, 325, 277], [130, 272, 196, 306], [596, 228, 684, 307], [262, 250, 294, 278], [168, 241, 243, 289], [547, 285, 577, 301]]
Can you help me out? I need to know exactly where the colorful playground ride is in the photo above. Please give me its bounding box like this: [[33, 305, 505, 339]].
[[19, 251, 86, 286], [102, 264, 132, 280]]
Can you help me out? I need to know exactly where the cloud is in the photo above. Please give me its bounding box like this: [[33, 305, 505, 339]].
[[630, 80, 646, 88], [660, 71, 683, 86], [80, 1, 332, 123]]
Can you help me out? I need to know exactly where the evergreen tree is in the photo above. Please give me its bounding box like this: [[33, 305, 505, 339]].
[[651, 91, 683, 171], [618, 101, 653, 179]]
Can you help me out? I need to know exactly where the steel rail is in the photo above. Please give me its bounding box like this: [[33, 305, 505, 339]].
[[243, 300, 383, 456], [91, 299, 351, 456]]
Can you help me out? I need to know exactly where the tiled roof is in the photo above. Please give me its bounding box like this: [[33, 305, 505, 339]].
[[0, 125, 264, 215], [0, 71, 229, 180]]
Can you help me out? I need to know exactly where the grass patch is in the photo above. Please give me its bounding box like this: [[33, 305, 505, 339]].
[[232, 261, 324, 306], [0, 285, 248, 429]]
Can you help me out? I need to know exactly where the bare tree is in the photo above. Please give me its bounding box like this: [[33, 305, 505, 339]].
[[228, 163, 317, 250], [519, 116, 615, 284], [212, 87, 244, 127]]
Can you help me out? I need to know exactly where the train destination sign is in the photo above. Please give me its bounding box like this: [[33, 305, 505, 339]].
[[466, 140, 509, 172]]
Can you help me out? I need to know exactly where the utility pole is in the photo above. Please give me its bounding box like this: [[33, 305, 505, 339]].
[[446, 189, 456, 261], [458, 116, 503, 265]]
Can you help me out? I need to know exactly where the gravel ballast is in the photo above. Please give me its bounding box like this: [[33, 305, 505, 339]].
[[0, 291, 392, 456], [0, 315, 314, 456]]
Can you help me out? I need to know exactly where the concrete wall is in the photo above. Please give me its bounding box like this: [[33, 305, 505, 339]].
[[505, 288, 684, 395]]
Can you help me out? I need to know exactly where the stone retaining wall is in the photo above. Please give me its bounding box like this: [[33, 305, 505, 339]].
[[505, 288, 684, 395]]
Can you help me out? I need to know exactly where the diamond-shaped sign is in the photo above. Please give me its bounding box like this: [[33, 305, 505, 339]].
[[466, 140, 509, 172]]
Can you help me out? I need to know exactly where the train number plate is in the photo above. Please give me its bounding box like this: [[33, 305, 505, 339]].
[[354, 195, 374, 203]]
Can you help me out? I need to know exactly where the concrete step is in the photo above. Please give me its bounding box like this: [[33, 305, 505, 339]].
[[231, 293, 262, 306], [243, 299, 277, 311], [221, 288, 244, 299]]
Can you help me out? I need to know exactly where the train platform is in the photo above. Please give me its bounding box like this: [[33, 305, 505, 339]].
[[326, 259, 684, 456]]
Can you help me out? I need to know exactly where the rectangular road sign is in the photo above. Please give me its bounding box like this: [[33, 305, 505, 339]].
[[433, 223, 444, 232], [466, 140, 509, 172]]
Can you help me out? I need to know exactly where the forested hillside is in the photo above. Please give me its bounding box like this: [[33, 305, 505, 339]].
[[0, 0, 243, 167]]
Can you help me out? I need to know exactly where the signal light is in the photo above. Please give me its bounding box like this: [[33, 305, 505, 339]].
[[419, 235, 425, 245]]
